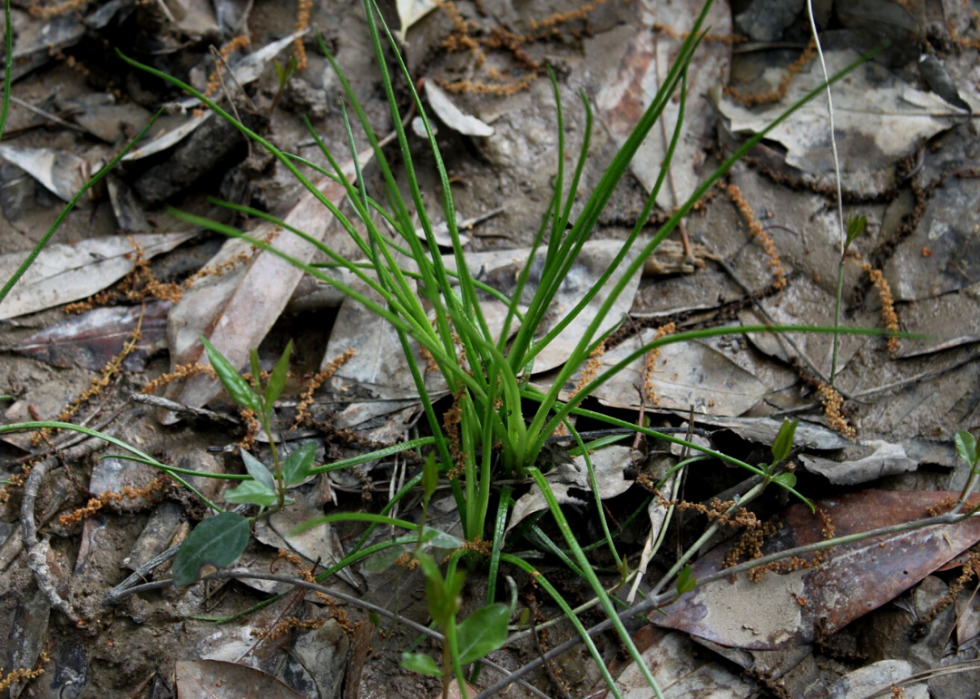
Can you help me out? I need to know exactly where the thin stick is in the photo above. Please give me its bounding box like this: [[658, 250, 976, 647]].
[[21, 457, 81, 623], [806, 0, 847, 386]]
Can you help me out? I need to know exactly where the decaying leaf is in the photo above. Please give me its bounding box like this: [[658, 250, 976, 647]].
[[395, 0, 438, 42], [799, 440, 918, 485], [10, 300, 170, 371], [550, 333, 767, 417], [596, 0, 731, 208], [596, 627, 760, 698], [507, 446, 634, 533], [175, 659, 305, 699], [161, 151, 371, 421], [0, 232, 196, 320], [424, 80, 495, 137], [653, 490, 980, 649], [717, 49, 960, 177], [0, 145, 92, 202], [123, 32, 305, 162]]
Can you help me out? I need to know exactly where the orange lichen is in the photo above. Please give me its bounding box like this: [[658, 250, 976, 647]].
[[58, 476, 168, 527], [63, 237, 182, 314], [651, 22, 747, 45], [0, 650, 50, 692], [29, 0, 87, 18], [862, 264, 900, 352], [817, 382, 856, 440], [724, 37, 816, 107], [293, 0, 313, 70], [291, 348, 357, 429], [32, 310, 147, 445], [573, 341, 606, 397], [727, 184, 786, 290], [642, 323, 675, 405]]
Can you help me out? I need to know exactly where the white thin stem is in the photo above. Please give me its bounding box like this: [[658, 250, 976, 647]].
[[805, 0, 844, 257]]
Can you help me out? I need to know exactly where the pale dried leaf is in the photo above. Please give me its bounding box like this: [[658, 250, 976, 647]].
[[162, 153, 371, 420], [596, 0, 731, 208], [425, 81, 495, 137], [0, 232, 196, 320]]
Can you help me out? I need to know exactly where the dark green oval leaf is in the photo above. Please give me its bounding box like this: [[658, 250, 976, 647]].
[[457, 603, 509, 664], [200, 335, 261, 414], [172, 512, 250, 586]]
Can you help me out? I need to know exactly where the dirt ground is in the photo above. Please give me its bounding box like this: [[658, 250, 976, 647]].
[[1, 0, 980, 697]]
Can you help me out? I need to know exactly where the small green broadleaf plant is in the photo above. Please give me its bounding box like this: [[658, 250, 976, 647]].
[[401, 554, 508, 699], [400, 455, 508, 697], [171, 337, 314, 586], [956, 430, 980, 505], [765, 419, 799, 491], [675, 564, 696, 596], [200, 334, 294, 507]]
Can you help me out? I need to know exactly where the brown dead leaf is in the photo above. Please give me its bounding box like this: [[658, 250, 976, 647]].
[[161, 150, 372, 423], [653, 490, 980, 649], [175, 659, 304, 699], [596, 0, 731, 209]]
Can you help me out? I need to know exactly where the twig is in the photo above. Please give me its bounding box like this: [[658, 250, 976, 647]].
[[472, 509, 980, 699], [529, 603, 571, 699], [21, 457, 81, 624], [10, 95, 87, 133], [109, 570, 549, 699], [129, 393, 240, 424]]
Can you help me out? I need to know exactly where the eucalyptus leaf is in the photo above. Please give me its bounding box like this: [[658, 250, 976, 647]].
[[172, 512, 250, 586], [224, 479, 278, 507], [400, 652, 442, 677], [241, 450, 276, 492], [200, 335, 262, 414], [456, 603, 509, 664]]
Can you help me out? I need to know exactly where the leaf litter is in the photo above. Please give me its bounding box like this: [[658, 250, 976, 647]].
[[0, 0, 979, 697]]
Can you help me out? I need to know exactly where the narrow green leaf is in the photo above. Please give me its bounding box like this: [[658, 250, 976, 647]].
[[956, 430, 978, 468], [200, 335, 261, 413], [265, 340, 293, 407], [172, 512, 250, 586], [400, 652, 442, 677], [274, 59, 286, 85], [772, 472, 797, 490], [456, 603, 509, 664], [282, 441, 317, 486], [241, 450, 276, 492], [675, 564, 696, 595], [224, 479, 279, 507], [422, 452, 439, 503], [771, 419, 798, 464]]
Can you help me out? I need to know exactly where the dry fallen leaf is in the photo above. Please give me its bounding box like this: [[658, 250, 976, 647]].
[[653, 490, 980, 649], [175, 659, 305, 699], [0, 233, 196, 320], [161, 151, 371, 422], [596, 0, 731, 209]]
